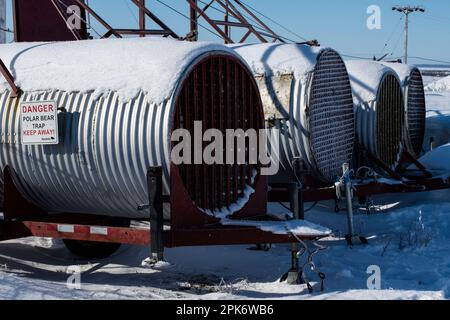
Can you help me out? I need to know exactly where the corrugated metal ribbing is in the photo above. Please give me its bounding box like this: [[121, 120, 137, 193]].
[[308, 50, 355, 182], [0, 52, 264, 217], [376, 74, 405, 167], [406, 69, 426, 156], [0, 90, 171, 218], [250, 49, 355, 184]]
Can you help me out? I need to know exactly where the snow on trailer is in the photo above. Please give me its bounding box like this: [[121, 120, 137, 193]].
[[0, 38, 331, 280], [232, 43, 355, 185]]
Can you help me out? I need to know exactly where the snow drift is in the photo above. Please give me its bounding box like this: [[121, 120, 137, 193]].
[[426, 76, 450, 93]]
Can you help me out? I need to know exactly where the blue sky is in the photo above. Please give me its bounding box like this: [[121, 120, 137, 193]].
[[5, 0, 450, 65]]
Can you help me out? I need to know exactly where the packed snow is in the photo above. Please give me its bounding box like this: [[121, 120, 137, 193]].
[[231, 43, 323, 81], [221, 217, 332, 237], [423, 76, 450, 152], [0, 66, 449, 300], [1, 191, 450, 300], [0, 38, 237, 103], [378, 62, 418, 86], [345, 60, 397, 104], [410, 143, 450, 173]]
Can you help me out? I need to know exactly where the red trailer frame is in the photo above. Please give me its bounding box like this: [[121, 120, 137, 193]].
[[0, 166, 326, 247]]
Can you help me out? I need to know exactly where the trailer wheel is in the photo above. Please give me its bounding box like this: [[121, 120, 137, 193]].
[[63, 219, 130, 259], [63, 240, 122, 259]]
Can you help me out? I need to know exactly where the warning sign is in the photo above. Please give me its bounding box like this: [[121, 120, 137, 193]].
[[20, 101, 59, 145]]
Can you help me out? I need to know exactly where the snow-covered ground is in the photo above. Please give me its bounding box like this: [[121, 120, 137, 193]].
[[1, 73, 450, 301], [1, 191, 450, 300]]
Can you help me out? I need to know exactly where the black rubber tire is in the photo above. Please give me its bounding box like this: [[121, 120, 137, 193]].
[[63, 240, 122, 259], [63, 218, 130, 259]]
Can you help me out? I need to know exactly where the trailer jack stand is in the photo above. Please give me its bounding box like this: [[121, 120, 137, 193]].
[[280, 242, 302, 284], [280, 239, 327, 293], [341, 164, 369, 246], [140, 167, 165, 267]]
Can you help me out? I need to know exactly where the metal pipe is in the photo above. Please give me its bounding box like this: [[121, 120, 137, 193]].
[[343, 163, 354, 238]]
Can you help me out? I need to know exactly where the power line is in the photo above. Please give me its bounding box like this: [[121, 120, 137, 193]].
[[424, 13, 450, 22], [122, 0, 139, 24], [0, 27, 13, 34], [155, 0, 224, 40], [341, 54, 373, 60], [238, 0, 309, 42], [415, 14, 450, 26], [379, 17, 403, 57], [408, 56, 450, 65], [56, 0, 103, 38], [196, 0, 297, 43], [389, 26, 404, 57]]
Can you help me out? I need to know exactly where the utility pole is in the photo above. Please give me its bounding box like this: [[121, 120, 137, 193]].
[[392, 5, 425, 64]]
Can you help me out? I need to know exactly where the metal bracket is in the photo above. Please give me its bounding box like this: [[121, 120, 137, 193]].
[[401, 149, 433, 179], [365, 151, 403, 180]]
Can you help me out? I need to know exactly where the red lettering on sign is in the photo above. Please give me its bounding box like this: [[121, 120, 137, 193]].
[[22, 104, 55, 113]]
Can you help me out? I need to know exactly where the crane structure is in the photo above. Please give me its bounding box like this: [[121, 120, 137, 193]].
[[11, 0, 296, 44], [1, 0, 317, 121]]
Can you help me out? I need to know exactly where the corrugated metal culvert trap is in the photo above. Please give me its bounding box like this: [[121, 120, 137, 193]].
[[376, 74, 405, 167], [0, 42, 263, 218], [309, 50, 355, 182], [173, 56, 264, 213], [406, 69, 426, 157]]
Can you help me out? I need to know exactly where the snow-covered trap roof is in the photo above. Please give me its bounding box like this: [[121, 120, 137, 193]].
[[0, 37, 238, 103], [230, 42, 324, 81], [378, 61, 418, 86], [345, 60, 398, 104]]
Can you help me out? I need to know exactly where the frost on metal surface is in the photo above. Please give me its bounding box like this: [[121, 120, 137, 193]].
[[255, 73, 293, 120]]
